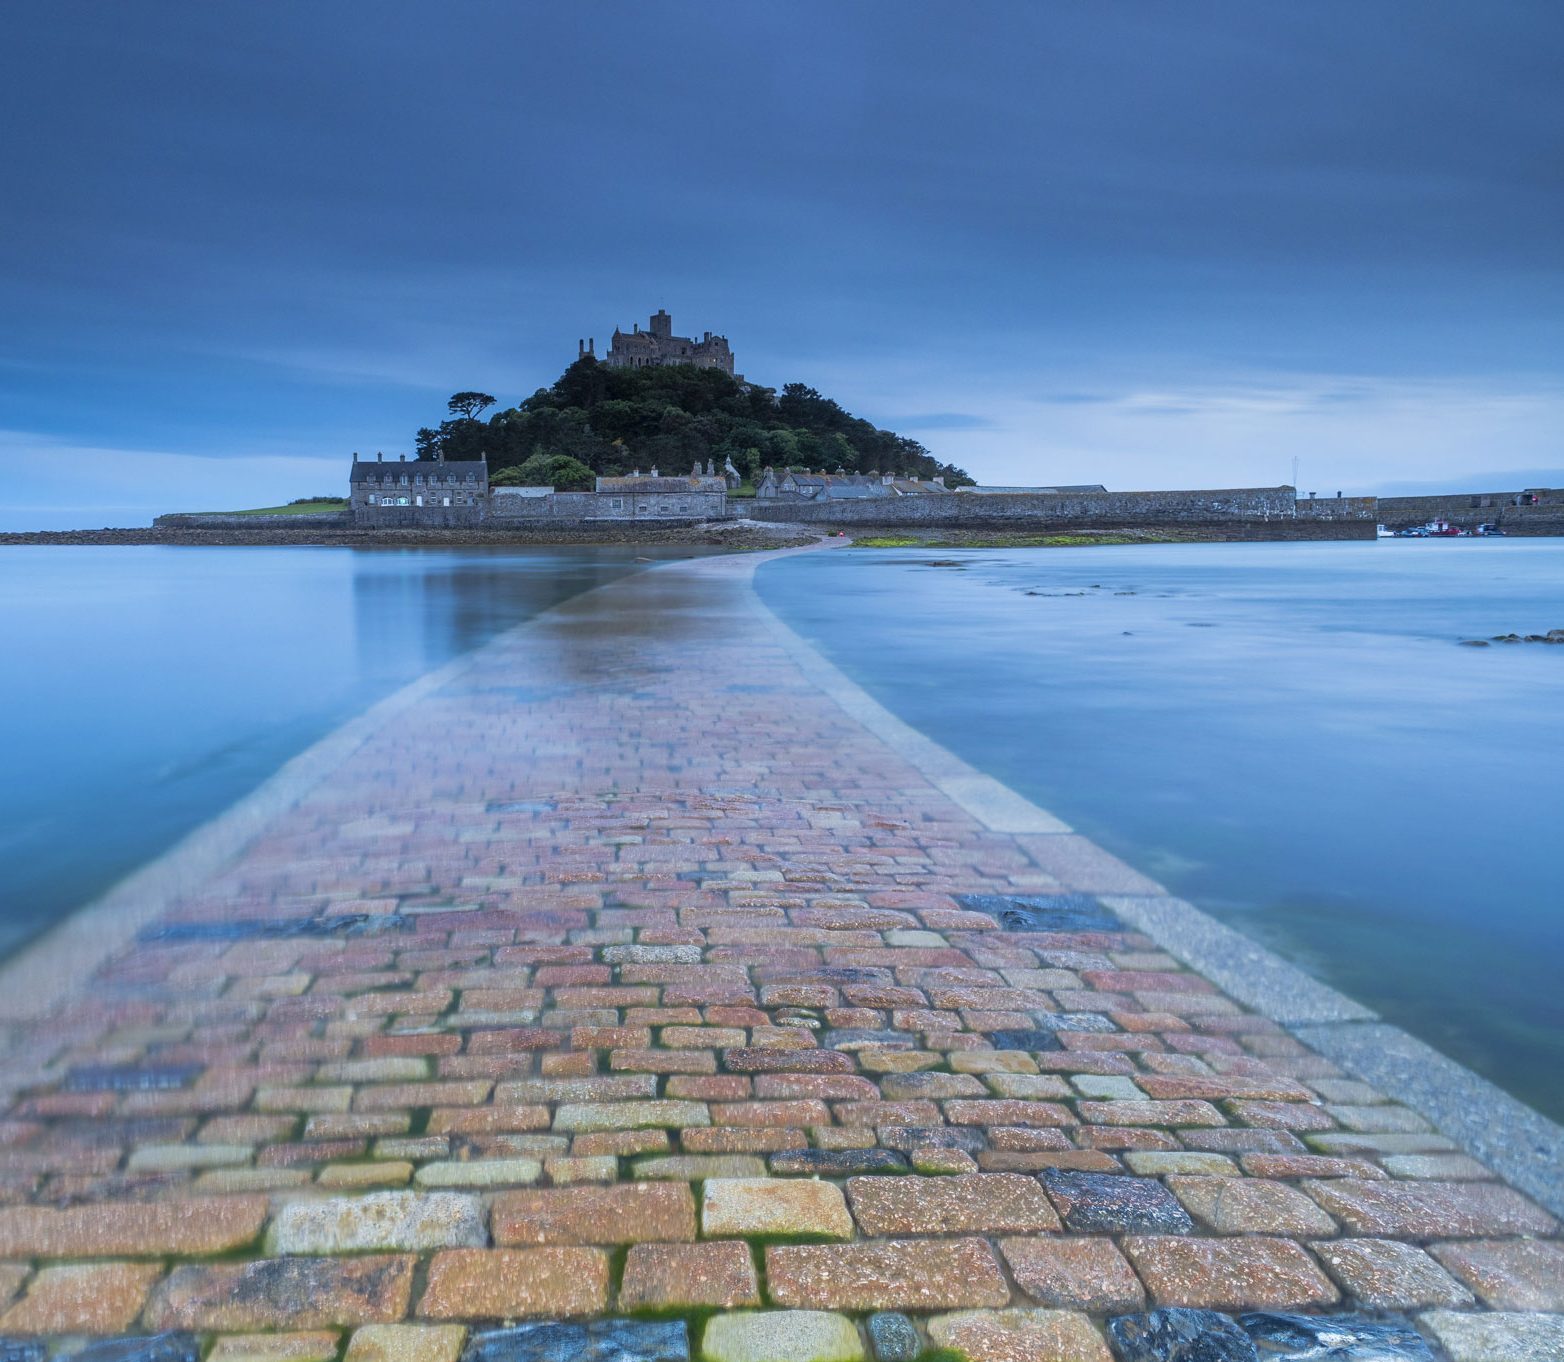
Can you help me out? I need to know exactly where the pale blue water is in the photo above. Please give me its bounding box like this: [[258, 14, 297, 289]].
[[758, 541, 1564, 1122], [0, 546, 682, 957]]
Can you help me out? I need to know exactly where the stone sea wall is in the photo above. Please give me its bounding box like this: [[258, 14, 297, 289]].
[[153, 511, 351, 529], [739, 486, 1339, 530], [1378, 495, 1564, 534], [1294, 496, 1379, 522]]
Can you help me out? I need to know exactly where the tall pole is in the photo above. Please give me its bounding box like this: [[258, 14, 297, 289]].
[[1291, 457, 1299, 493]]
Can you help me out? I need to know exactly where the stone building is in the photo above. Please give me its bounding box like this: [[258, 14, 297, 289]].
[[591, 464, 730, 519], [349, 452, 488, 524], [579, 310, 737, 377], [755, 467, 945, 500]]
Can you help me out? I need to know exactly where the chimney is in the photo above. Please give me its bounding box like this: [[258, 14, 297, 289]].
[[399, 454, 406, 461], [882, 472, 894, 485], [376, 452, 383, 461], [933, 476, 945, 488], [650, 465, 659, 478]]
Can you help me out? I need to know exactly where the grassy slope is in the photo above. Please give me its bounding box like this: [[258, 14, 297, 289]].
[[217, 501, 348, 516]]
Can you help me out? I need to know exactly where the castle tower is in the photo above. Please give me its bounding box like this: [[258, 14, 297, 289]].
[[649, 309, 672, 340]]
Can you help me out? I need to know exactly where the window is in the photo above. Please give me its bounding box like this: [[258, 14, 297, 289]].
[[367, 494, 378, 505]]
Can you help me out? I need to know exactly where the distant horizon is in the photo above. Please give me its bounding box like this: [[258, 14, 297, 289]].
[[4, 1, 1561, 529]]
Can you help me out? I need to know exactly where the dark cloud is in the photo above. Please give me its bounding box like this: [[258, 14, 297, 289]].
[[1, 0, 1561, 521]]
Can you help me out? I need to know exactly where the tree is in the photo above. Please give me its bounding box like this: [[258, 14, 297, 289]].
[[412, 363, 971, 486], [492, 453, 596, 491], [447, 392, 497, 420]]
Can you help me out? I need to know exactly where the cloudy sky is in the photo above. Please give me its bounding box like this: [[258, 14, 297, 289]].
[[3, 1, 1561, 527]]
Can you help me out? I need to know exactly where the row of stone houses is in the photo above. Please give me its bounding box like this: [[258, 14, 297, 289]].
[[348, 452, 488, 512], [349, 453, 736, 525], [754, 467, 948, 500]]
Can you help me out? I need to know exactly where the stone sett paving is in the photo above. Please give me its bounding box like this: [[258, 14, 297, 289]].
[[1, 550, 1562, 1362]]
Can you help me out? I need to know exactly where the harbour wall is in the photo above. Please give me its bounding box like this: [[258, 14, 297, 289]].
[[1377, 494, 1564, 535], [154, 512, 351, 529], [744, 486, 1298, 525]]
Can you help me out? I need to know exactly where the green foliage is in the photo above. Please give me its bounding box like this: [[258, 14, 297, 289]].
[[290, 495, 347, 505], [490, 453, 596, 491], [412, 363, 973, 486], [447, 391, 497, 420]]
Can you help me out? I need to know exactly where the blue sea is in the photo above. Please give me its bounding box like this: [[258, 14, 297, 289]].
[[758, 540, 1564, 1122], [0, 546, 676, 958]]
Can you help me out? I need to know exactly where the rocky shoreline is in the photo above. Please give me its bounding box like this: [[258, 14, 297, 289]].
[[0, 519, 821, 551]]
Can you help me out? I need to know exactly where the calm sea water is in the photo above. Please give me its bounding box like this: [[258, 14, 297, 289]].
[[758, 541, 1564, 1123], [0, 546, 684, 958]]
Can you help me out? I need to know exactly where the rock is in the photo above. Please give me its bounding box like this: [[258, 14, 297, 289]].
[[989, 1028, 1064, 1051], [1042, 1169, 1196, 1234], [927, 1310, 1113, 1362], [64, 1064, 202, 1091], [1458, 640, 1488, 647], [769, 1149, 908, 1176], [879, 1125, 985, 1153], [65, 1338, 202, 1362], [1236, 1313, 1434, 1359], [461, 1320, 688, 1362], [702, 1178, 854, 1239], [0, 1344, 46, 1362], [701, 1312, 863, 1362], [956, 893, 1123, 933], [1107, 1309, 1257, 1361], [825, 1029, 916, 1052], [866, 1313, 918, 1362], [1033, 1012, 1120, 1033], [344, 1326, 467, 1362], [268, 1192, 485, 1253]]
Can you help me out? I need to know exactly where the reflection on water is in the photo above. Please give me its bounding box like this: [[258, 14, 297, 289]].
[[758, 541, 1564, 1122], [0, 545, 691, 957]]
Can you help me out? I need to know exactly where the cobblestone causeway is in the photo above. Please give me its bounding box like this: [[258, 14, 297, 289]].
[[1, 547, 1560, 1362]]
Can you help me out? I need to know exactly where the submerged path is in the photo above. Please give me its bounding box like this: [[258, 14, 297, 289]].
[[1, 546, 1560, 1362]]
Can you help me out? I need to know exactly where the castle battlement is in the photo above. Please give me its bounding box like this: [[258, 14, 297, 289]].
[[578, 309, 736, 377]]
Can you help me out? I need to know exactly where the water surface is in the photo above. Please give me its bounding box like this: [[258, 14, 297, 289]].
[[758, 541, 1564, 1122], [0, 545, 678, 956]]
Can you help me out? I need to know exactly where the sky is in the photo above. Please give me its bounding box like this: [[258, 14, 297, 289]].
[[3, 1, 1562, 528]]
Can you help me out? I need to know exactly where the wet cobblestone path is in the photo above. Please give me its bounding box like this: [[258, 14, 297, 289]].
[[1, 549, 1560, 1362]]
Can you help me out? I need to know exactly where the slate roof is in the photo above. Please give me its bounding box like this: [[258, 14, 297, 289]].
[[350, 458, 487, 484]]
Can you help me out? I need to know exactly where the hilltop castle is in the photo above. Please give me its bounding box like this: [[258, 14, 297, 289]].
[[577, 310, 737, 378]]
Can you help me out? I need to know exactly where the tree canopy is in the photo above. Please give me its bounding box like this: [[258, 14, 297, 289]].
[[411, 359, 972, 487]]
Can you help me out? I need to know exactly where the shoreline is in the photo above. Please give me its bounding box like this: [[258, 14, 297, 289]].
[[0, 518, 1379, 548], [0, 519, 819, 550]]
